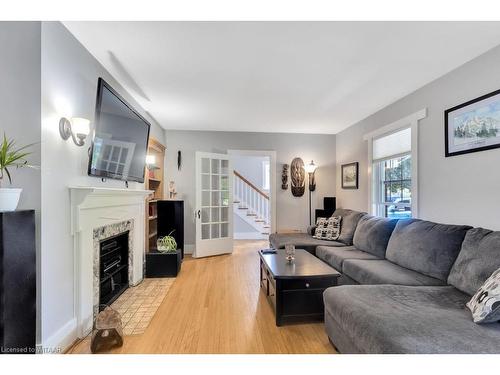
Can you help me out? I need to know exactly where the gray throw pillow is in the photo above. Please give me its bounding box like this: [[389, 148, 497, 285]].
[[313, 216, 341, 241], [467, 268, 500, 323]]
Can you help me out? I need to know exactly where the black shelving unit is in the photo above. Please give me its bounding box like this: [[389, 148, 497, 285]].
[[157, 200, 184, 259], [0, 210, 36, 354]]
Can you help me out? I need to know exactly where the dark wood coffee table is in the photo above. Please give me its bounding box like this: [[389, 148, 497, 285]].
[[259, 249, 340, 326]]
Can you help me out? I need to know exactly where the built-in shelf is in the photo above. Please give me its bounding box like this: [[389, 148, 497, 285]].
[[145, 137, 166, 253]]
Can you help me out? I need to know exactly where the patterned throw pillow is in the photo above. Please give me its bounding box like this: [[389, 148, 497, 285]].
[[313, 216, 342, 241], [467, 268, 500, 323]]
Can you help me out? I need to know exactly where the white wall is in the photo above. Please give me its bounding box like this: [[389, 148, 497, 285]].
[[0, 21, 42, 344], [40, 22, 165, 349], [164, 130, 336, 249], [232, 155, 270, 192], [336, 44, 500, 230]]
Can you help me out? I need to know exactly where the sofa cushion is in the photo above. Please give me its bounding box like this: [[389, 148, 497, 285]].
[[269, 232, 345, 254], [352, 215, 398, 258], [316, 245, 380, 271], [385, 219, 472, 281], [332, 208, 367, 246], [323, 285, 500, 353], [448, 228, 500, 296], [342, 259, 445, 286]]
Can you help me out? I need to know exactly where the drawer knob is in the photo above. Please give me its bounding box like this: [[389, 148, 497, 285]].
[[305, 283, 310, 288]]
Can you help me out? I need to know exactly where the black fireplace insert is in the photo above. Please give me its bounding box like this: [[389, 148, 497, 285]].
[[99, 231, 129, 309]]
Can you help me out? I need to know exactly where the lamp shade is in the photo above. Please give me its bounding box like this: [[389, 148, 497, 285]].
[[146, 154, 156, 165], [304, 160, 317, 173], [71, 117, 90, 136]]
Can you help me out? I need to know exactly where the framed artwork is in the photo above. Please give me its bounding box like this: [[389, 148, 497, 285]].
[[445, 88, 500, 157], [341, 162, 358, 189]]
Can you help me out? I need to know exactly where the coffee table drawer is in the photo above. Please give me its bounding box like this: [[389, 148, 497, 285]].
[[281, 277, 337, 291]]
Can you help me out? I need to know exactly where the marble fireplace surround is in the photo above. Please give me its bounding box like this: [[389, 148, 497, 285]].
[[70, 186, 152, 337]]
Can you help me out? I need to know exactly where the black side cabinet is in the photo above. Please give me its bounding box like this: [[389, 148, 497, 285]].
[[157, 200, 184, 259], [0, 210, 36, 354], [146, 249, 182, 277]]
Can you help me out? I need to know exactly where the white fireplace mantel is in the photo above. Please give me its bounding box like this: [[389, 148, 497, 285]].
[[69, 186, 153, 337]]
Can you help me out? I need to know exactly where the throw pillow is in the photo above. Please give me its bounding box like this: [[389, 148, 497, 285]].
[[467, 268, 500, 324], [313, 216, 342, 241]]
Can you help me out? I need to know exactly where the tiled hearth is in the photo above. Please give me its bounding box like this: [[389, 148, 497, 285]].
[[111, 278, 174, 335]]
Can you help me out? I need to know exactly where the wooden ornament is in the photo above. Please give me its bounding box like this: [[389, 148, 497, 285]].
[[290, 157, 305, 197], [281, 164, 289, 190]]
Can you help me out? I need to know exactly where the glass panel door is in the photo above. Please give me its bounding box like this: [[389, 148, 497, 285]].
[[195, 152, 233, 258]]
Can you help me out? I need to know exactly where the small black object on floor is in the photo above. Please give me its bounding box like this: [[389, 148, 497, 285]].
[[146, 249, 182, 277]]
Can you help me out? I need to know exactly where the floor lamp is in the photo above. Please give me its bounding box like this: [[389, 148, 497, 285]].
[[304, 160, 318, 225]]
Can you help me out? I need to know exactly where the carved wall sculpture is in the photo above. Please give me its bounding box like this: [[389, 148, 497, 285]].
[[281, 164, 289, 190], [290, 157, 305, 197]]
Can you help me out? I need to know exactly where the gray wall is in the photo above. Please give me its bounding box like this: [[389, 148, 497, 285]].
[[40, 21, 165, 348], [0, 21, 42, 344], [164, 130, 336, 248], [336, 44, 500, 230]]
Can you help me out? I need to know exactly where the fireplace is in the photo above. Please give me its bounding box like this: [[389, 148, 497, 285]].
[[99, 231, 130, 308]]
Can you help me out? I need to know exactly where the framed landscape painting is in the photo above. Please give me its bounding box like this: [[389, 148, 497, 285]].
[[445, 88, 500, 157], [341, 162, 358, 189]]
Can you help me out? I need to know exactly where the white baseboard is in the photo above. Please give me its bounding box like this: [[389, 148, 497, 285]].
[[42, 318, 78, 354], [184, 244, 195, 255], [234, 232, 268, 240]]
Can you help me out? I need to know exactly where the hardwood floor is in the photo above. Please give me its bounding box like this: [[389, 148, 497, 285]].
[[69, 240, 336, 354]]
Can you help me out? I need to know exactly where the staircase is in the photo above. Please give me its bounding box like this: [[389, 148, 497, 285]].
[[233, 170, 270, 239]]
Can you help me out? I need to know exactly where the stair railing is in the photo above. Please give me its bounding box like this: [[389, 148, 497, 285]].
[[233, 170, 270, 224]]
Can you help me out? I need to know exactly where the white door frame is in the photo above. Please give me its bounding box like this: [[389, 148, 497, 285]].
[[227, 149, 277, 235]]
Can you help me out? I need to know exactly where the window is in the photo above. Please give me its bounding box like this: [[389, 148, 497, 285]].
[[364, 109, 426, 219], [262, 160, 270, 190], [372, 127, 412, 219], [373, 154, 412, 218]]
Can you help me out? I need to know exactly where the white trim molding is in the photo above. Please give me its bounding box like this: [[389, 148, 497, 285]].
[[364, 108, 427, 218]]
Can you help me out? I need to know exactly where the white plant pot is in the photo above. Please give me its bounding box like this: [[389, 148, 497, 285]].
[[0, 188, 22, 211]]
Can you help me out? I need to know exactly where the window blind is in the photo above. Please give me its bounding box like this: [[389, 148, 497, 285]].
[[373, 127, 411, 161]]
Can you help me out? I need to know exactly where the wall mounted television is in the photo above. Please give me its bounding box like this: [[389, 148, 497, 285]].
[[88, 78, 151, 183]]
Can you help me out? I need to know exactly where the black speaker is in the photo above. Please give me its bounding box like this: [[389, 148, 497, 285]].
[[323, 197, 336, 211], [157, 200, 184, 259], [0, 210, 36, 354]]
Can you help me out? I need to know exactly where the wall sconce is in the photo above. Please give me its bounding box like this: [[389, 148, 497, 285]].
[[145, 154, 156, 170], [304, 160, 318, 226], [59, 117, 90, 146]]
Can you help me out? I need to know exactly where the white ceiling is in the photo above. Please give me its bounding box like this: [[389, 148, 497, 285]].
[[64, 21, 500, 134]]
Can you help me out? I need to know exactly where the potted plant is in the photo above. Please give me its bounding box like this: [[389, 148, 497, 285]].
[[0, 133, 37, 211], [156, 230, 177, 253]]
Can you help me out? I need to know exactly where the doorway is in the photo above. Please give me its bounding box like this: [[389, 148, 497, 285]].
[[228, 150, 277, 240]]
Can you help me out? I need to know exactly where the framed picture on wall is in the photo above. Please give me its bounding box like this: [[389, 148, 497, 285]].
[[341, 162, 359, 189], [445, 88, 500, 157]]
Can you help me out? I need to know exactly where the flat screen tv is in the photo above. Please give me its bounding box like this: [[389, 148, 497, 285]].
[[88, 78, 151, 183]]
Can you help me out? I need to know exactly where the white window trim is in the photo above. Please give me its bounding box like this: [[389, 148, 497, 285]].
[[363, 108, 427, 218]]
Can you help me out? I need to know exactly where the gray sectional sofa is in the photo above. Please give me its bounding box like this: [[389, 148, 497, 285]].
[[268, 208, 500, 354]]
